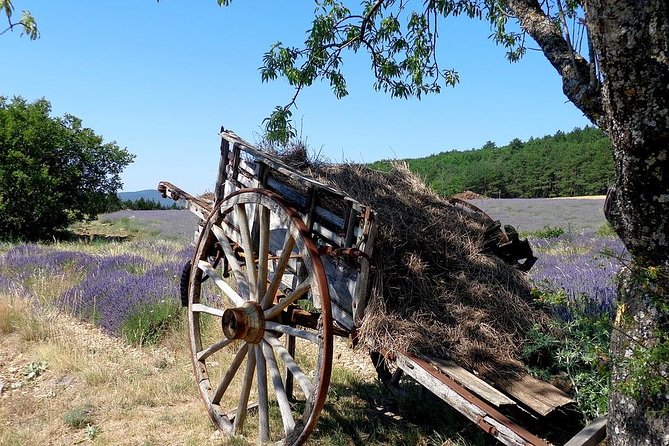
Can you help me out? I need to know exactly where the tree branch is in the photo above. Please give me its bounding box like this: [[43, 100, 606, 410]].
[[360, 0, 385, 39], [0, 20, 17, 35], [505, 0, 604, 127]]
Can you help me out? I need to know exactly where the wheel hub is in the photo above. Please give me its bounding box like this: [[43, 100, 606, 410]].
[[221, 301, 265, 343]]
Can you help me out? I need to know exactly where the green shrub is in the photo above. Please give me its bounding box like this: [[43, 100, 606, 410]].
[[23, 361, 48, 380], [531, 225, 565, 239], [63, 405, 95, 429], [84, 424, 101, 440], [524, 290, 612, 420], [121, 300, 181, 346]]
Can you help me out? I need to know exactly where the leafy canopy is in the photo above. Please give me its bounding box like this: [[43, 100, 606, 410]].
[[0, 97, 135, 240]]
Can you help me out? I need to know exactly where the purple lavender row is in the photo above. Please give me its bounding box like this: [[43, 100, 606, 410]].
[[1, 244, 189, 335], [529, 230, 628, 320]]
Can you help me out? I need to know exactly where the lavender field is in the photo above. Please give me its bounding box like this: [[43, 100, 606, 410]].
[[6, 202, 626, 343], [1, 210, 197, 336], [470, 197, 607, 232], [474, 196, 625, 317]]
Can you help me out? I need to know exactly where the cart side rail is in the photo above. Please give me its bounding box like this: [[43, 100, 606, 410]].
[[216, 129, 351, 204]]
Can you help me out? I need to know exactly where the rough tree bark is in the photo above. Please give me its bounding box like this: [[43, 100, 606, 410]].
[[608, 268, 668, 446], [509, 0, 669, 444]]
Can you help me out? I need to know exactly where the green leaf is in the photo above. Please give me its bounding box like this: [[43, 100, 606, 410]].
[[1, 0, 13, 19], [19, 10, 39, 40], [263, 107, 295, 145]]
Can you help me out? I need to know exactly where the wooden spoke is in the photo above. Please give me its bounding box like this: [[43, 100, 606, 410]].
[[265, 334, 314, 399], [265, 321, 320, 344], [264, 281, 312, 320], [257, 206, 270, 301], [235, 204, 258, 300], [255, 344, 270, 443], [211, 224, 250, 298], [197, 338, 234, 361], [197, 261, 245, 307], [232, 345, 256, 434], [191, 302, 225, 318], [212, 345, 247, 405], [260, 233, 295, 309], [262, 340, 296, 433]]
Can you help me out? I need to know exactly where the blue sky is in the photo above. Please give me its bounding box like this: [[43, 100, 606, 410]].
[[1, 1, 591, 194]]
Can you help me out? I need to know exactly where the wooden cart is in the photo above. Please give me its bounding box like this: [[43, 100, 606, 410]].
[[158, 128, 606, 446]]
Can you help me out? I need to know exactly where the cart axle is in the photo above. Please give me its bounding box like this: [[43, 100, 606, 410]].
[[221, 301, 265, 343]]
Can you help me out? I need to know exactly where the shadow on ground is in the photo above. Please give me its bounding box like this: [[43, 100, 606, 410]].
[[311, 369, 496, 446]]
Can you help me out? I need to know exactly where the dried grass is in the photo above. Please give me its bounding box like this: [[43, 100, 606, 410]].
[[308, 161, 547, 379]]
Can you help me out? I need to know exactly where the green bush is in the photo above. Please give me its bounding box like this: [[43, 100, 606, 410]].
[[121, 300, 181, 346], [524, 290, 612, 420], [0, 97, 134, 241], [531, 225, 565, 239], [63, 405, 95, 429]]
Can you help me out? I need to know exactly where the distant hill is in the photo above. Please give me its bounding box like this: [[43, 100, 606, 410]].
[[369, 126, 614, 198], [118, 189, 177, 207]]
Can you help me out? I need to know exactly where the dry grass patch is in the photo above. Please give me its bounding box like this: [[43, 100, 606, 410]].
[[0, 294, 58, 342], [0, 311, 220, 446], [0, 296, 21, 334]]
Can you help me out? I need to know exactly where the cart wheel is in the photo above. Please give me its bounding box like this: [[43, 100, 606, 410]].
[[188, 189, 333, 445]]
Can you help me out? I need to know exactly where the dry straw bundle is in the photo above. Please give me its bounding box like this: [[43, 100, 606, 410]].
[[274, 143, 545, 379]]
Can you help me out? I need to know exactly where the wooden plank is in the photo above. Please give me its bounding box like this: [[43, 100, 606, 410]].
[[352, 215, 375, 326], [320, 255, 355, 330], [395, 352, 551, 446], [266, 175, 353, 234], [427, 357, 517, 408], [215, 125, 231, 204], [563, 416, 607, 446], [492, 372, 575, 417], [228, 146, 375, 258]]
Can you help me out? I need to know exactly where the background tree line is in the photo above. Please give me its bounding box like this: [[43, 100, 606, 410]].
[[107, 197, 183, 211], [370, 126, 613, 198]]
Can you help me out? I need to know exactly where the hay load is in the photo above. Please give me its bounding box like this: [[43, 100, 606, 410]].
[[267, 142, 544, 379], [305, 161, 546, 379]]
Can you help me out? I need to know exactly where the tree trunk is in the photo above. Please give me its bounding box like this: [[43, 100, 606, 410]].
[[609, 266, 669, 446], [585, 0, 669, 263], [584, 1, 669, 444]]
